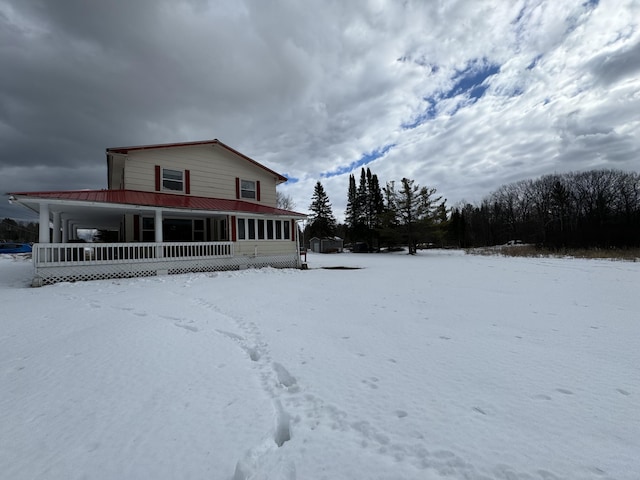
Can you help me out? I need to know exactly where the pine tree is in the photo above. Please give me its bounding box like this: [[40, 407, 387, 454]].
[[368, 172, 384, 230], [364, 170, 384, 250], [379, 181, 400, 249], [396, 178, 443, 254], [309, 181, 337, 238], [345, 174, 358, 231], [356, 169, 368, 226], [447, 208, 466, 247], [346, 167, 386, 250]]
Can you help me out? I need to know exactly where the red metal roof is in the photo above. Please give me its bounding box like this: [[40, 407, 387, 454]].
[[9, 189, 306, 217], [106, 139, 288, 183]]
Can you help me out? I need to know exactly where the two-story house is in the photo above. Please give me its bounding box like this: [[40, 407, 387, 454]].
[[9, 139, 307, 286]]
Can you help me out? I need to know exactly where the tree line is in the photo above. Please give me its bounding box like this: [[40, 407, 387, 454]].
[[1, 218, 38, 243], [304, 168, 639, 252], [449, 169, 640, 249]]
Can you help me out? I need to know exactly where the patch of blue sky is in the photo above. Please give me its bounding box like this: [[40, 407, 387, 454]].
[[446, 62, 500, 100], [402, 61, 500, 130], [321, 144, 395, 178], [527, 54, 543, 70], [402, 100, 437, 130], [282, 174, 299, 183]]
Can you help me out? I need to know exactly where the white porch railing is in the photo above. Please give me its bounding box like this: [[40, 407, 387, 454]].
[[33, 241, 234, 266], [30, 241, 300, 286]]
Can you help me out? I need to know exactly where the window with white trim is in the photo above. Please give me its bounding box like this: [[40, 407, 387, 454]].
[[238, 218, 246, 240], [162, 168, 184, 192], [266, 220, 274, 239], [240, 179, 256, 199], [236, 217, 292, 241]]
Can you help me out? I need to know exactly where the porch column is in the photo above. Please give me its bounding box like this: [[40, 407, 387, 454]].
[[155, 209, 163, 258], [52, 211, 62, 243], [155, 210, 163, 242], [62, 217, 70, 243], [39, 203, 50, 243]]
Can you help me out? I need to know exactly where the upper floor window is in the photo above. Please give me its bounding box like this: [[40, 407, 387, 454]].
[[240, 179, 256, 199], [163, 168, 184, 192]]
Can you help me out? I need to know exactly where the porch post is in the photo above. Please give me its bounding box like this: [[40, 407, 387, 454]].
[[39, 203, 50, 243], [52, 211, 62, 243], [62, 217, 69, 242], [155, 209, 163, 258], [155, 209, 163, 242]]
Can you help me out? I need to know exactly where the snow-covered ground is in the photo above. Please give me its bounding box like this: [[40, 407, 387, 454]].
[[1, 250, 638, 480]]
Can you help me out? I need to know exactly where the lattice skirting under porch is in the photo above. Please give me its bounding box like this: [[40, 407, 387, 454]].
[[33, 254, 301, 286]]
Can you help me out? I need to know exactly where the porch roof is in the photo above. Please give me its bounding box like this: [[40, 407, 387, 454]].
[[8, 189, 306, 229]]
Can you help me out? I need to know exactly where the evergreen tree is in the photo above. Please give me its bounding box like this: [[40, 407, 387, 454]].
[[344, 174, 358, 232], [365, 170, 384, 250], [447, 208, 466, 247], [368, 172, 384, 230], [396, 178, 443, 254], [379, 181, 401, 249], [308, 181, 337, 238], [356, 169, 368, 226], [346, 167, 385, 250]]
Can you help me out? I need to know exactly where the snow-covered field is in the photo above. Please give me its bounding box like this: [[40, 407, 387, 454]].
[[1, 250, 638, 480]]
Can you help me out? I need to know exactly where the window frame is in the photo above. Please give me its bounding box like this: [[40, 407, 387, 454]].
[[237, 218, 246, 240], [247, 218, 256, 240], [266, 220, 274, 239], [236, 217, 292, 241], [240, 179, 256, 199], [162, 168, 184, 192]]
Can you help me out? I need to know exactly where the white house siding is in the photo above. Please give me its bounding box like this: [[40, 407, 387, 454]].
[[121, 144, 279, 206], [234, 238, 298, 256], [107, 154, 127, 189]]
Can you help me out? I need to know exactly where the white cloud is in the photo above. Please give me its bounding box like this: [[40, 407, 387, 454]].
[[1, 0, 639, 221]]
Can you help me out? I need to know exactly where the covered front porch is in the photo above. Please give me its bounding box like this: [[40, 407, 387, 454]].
[[9, 190, 304, 286]]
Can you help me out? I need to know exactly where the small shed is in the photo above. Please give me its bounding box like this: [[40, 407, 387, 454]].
[[310, 236, 344, 253]]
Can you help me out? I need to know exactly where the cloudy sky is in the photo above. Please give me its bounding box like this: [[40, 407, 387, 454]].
[[1, 0, 639, 222]]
